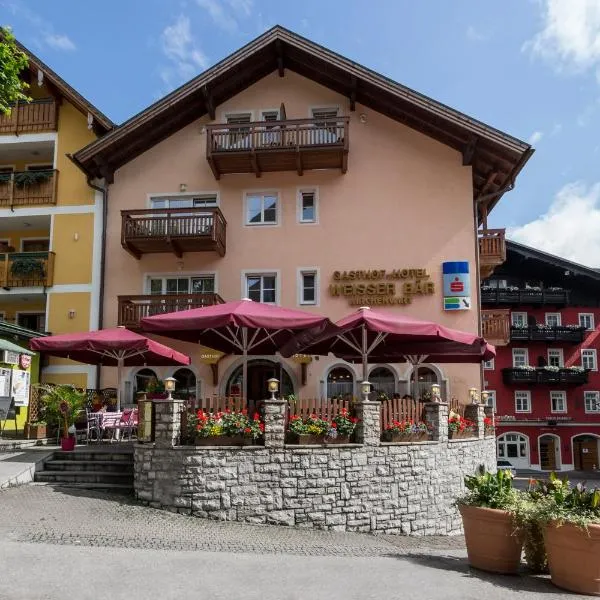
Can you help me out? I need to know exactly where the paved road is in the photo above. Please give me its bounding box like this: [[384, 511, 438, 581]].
[[0, 485, 581, 599]]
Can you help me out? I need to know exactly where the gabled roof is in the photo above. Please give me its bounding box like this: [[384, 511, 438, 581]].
[[73, 26, 532, 208], [15, 39, 114, 133]]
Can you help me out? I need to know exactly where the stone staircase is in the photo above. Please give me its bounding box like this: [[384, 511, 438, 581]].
[[34, 446, 134, 493]]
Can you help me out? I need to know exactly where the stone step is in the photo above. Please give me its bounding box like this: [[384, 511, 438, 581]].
[[42, 482, 133, 494], [34, 470, 133, 484], [44, 460, 134, 473], [52, 451, 133, 462]]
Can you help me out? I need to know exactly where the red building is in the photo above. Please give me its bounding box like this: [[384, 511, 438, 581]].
[[482, 241, 600, 472]]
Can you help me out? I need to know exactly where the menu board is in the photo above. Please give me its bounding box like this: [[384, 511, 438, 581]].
[[11, 369, 30, 407], [0, 367, 11, 398]]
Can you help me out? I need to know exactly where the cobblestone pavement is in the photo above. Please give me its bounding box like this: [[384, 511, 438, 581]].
[[0, 484, 465, 556]]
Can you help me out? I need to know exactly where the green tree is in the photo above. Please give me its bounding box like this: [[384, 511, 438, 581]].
[[0, 26, 30, 115]]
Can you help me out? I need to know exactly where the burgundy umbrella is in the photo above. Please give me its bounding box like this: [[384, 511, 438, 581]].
[[141, 298, 334, 400], [30, 327, 191, 411], [281, 307, 495, 383]]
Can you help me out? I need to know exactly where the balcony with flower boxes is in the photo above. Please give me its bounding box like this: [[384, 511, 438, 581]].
[[510, 325, 587, 344], [0, 170, 58, 208], [481, 286, 570, 306], [502, 367, 589, 386], [0, 251, 55, 288], [0, 99, 58, 135]]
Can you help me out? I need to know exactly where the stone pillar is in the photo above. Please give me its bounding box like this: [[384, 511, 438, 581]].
[[465, 403, 486, 439], [153, 399, 185, 448], [263, 398, 286, 448], [424, 402, 448, 442], [355, 401, 381, 446]]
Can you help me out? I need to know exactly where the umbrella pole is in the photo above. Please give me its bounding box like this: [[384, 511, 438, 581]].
[[117, 357, 123, 412], [242, 327, 248, 407], [362, 325, 369, 383]]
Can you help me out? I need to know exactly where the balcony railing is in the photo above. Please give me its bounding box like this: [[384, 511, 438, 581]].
[[510, 325, 587, 344], [0, 251, 55, 288], [121, 207, 226, 259], [0, 99, 57, 135], [481, 309, 510, 346], [117, 293, 225, 328], [0, 170, 58, 208], [479, 229, 506, 278], [502, 367, 589, 386], [481, 287, 570, 306], [205, 117, 349, 179]]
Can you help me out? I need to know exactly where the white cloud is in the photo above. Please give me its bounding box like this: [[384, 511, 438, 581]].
[[528, 130, 544, 145], [466, 26, 487, 42], [195, 0, 254, 33], [44, 34, 76, 51], [509, 181, 600, 266], [524, 0, 600, 73], [160, 15, 208, 89]]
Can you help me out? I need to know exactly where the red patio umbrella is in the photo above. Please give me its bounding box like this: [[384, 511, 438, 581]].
[[140, 298, 334, 400], [30, 327, 191, 411], [280, 307, 495, 384]]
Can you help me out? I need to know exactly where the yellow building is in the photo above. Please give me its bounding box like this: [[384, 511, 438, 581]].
[[0, 40, 113, 427]]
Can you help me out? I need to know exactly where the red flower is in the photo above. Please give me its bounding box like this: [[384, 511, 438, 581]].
[[332, 422, 337, 428], [241, 409, 248, 415], [253, 412, 260, 421], [244, 427, 251, 434], [259, 423, 265, 432], [351, 417, 358, 423]]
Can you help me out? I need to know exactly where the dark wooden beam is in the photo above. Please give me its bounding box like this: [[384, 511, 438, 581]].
[[349, 75, 357, 111], [93, 157, 114, 184], [342, 150, 348, 174], [276, 40, 285, 77], [202, 86, 215, 120], [462, 135, 478, 166], [296, 150, 303, 176], [167, 238, 183, 258], [207, 155, 221, 180], [123, 242, 141, 260], [250, 151, 261, 178]]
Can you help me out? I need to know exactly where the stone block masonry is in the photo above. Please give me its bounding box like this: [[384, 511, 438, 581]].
[[134, 399, 495, 534]]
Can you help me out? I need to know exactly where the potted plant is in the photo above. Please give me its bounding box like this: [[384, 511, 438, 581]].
[[382, 419, 430, 442], [145, 377, 167, 400], [326, 408, 358, 444], [457, 467, 523, 574], [37, 384, 86, 451], [287, 414, 330, 444], [25, 420, 47, 440], [10, 256, 46, 280], [190, 409, 262, 446], [448, 413, 476, 439], [13, 170, 53, 188]]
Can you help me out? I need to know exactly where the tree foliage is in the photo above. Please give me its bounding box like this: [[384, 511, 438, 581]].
[[0, 26, 30, 115]]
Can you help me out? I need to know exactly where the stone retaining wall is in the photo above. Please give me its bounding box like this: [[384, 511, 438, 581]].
[[134, 399, 496, 535]]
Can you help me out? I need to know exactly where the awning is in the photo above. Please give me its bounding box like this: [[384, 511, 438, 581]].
[[0, 338, 35, 356]]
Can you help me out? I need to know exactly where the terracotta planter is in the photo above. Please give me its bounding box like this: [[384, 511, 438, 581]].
[[60, 437, 76, 451], [545, 522, 600, 595], [25, 423, 47, 440], [459, 504, 523, 574], [449, 429, 476, 440], [287, 433, 326, 445], [195, 435, 253, 446], [325, 435, 351, 444], [383, 431, 430, 443]]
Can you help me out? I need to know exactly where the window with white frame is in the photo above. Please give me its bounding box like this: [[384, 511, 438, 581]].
[[245, 273, 277, 304], [511, 312, 528, 328], [584, 391, 600, 413], [298, 189, 317, 223], [148, 275, 215, 295], [150, 194, 217, 209], [550, 391, 567, 413], [483, 390, 496, 410], [515, 391, 531, 413], [246, 192, 279, 225], [547, 348, 564, 367], [582, 349, 598, 371], [579, 313, 595, 331], [512, 348, 529, 367], [299, 270, 318, 305], [545, 313, 561, 327], [483, 358, 495, 370]]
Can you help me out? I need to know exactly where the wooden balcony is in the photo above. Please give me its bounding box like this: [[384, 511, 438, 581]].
[[502, 367, 589, 386], [205, 117, 349, 179], [479, 229, 506, 278], [0, 99, 57, 135], [481, 309, 510, 346], [117, 293, 225, 328], [121, 207, 226, 259], [510, 325, 587, 344], [0, 251, 55, 288], [481, 287, 570, 306], [0, 170, 58, 208]]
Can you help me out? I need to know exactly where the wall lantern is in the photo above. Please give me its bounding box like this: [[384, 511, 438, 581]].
[[431, 383, 441, 403], [361, 380, 371, 400], [469, 387, 479, 404], [164, 376, 177, 399]]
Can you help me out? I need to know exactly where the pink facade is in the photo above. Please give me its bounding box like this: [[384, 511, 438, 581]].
[[102, 72, 482, 401]]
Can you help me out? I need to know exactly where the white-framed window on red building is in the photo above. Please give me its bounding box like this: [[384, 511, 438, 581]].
[[547, 349, 564, 368], [511, 312, 528, 328], [550, 391, 567, 413], [483, 358, 495, 370], [582, 349, 597, 371], [515, 390, 531, 413], [579, 313, 595, 331], [584, 391, 600, 413], [545, 313, 561, 327], [512, 348, 529, 368]]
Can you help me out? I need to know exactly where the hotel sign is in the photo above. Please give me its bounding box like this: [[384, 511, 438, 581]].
[[329, 269, 434, 306]]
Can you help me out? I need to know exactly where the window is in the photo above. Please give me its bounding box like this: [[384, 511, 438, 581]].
[[148, 275, 215, 295], [299, 270, 318, 305], [579, 313, 595, 331], [27, 164, 53, 172], [547, 349, 564, 368], [327, 366, 354, 399], [550, 391, 566, 413], [497, 433, 528, 459], [311, 107, 339, 143], [370, 367, 396, 398], [245, 273, 277, 303], [298, 189, 318, 223], [545, 313, 561, 327], [261, 110, 279, 124], [21, 239, 50, 252], [150, 194, 217, 209], [16, 313, 45, 332], [484, 390, 496, 411], [582, 349, 598, 371], [511, 312, 528, 327], [515, 391, 531, 413], [245, 192, 278, 225], [512, 348, 529, 368], [226, 112, 252, 148], [483, 358, 495, 370], [584, 391, 600, 413]]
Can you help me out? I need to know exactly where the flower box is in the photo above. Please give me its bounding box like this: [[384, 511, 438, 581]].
[[383, 431, 430, 443], [195, 435, 253, 446], [324, 435, 351, 444], [449, 429, 476, 440], [25, 423, 46, 440], [287, 433, 326, 445]]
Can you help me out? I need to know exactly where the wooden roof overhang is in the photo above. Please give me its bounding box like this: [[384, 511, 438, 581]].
[[73, 26, 532, 215]]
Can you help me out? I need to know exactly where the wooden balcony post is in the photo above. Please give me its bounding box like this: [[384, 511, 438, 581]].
[[1, 254, 7, 288]]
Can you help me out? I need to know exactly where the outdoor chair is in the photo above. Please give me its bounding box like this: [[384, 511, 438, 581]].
[[84, 409, 101, 444]]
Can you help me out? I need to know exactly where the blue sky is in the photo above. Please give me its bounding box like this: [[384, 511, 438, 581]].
[[3, 0, 600, 264]]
